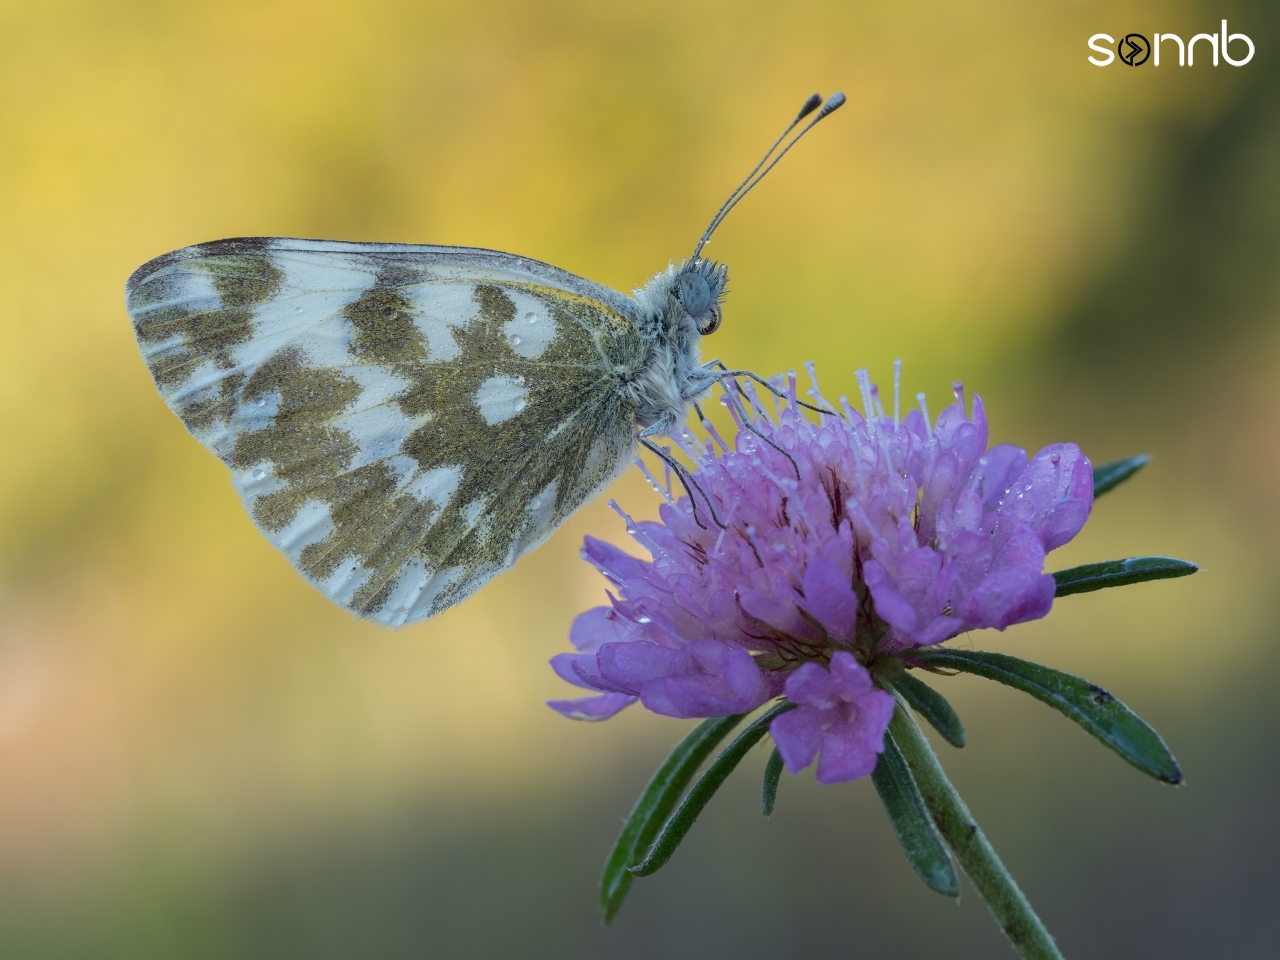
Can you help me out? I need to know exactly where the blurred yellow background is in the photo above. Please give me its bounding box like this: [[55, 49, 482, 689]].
[[1, 0, 1276, 956]]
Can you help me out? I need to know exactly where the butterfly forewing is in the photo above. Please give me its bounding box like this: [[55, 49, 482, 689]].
[[126, 238, 644, 625]]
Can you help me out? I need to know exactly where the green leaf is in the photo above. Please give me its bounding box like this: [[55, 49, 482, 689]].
[[599, 713, 745, 923], [1053, 556, 1198, 597], [1092, 454, 1149, 497], [893, 673, 965, 747], [913, 649, 1182, 784], [629, 702, 795, 878], [871, 730, 961, 897], [888, 703, 1064, 957], [761, 746, 784, 816]]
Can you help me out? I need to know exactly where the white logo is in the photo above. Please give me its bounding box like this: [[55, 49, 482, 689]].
[[1088, 20, 1254, 67]]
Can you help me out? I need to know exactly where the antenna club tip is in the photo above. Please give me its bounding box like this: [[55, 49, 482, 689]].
[[818, 92, 847, 117], [797, 93, 823, 121]]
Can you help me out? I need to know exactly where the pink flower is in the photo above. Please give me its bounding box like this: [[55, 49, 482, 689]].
[[549, 364, 1093, 783], [771, 652, 896, 784]]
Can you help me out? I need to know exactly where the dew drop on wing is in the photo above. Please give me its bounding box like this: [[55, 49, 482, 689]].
[[525, 312, 538, 324], [510, 335, 522, 346], [252, 469, 266, 480]]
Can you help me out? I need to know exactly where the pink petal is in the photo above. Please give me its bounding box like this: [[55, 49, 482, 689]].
[[546, 693, 637, 721]]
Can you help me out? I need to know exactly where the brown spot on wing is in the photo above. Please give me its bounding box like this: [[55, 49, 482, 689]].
[[386, 284, 638, 614], [344, 284, 429, 366], [130, 253, 283, 406]]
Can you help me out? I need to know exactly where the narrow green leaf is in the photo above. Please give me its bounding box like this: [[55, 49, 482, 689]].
[[629, 702, 796, 878], [761, 746, 784, 816], [888, 703, 1065, 958], [1092, 454, 1150, 497], [1053, 556, 1198, 597], [913, 649, 1182, 784], [599, 713, 745, 923], [893, 673, 965, 747], [871, 730, 960, 897]]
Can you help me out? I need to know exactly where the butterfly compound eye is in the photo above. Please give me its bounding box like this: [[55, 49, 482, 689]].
[[676, 272, 712, 319]]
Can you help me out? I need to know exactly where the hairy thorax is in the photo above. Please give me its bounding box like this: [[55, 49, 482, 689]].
[[625, 262, 726, 435]]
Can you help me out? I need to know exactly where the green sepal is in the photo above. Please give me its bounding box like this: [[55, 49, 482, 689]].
[[913, 649, 1182, 784], [871, 728, 961, 897], [892, 672, 965, 747], [599, 713, 745, 923], [761, 746, 784, 816], [1053, 556, 1198, 597], [1092, 454, 1150, 497], [629, 702, 795, 878]]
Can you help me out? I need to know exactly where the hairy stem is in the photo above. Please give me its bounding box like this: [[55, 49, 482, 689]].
[[888, 701, 1066, 960]]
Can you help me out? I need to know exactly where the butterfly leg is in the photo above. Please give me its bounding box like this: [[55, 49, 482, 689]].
[[698, 365, 801, 480], [637, 435, 727, 531], [714, 381, 802, 481], [704, 362, 840, 418]]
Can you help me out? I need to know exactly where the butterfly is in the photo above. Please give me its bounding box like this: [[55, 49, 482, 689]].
[[124, 93, 845, 626]]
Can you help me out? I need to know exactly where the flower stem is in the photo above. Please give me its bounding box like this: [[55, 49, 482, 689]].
[[888, 702, 1066, 960]]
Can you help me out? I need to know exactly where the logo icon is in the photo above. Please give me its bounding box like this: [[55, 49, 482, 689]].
[[1089, 23, 1254, 68], [1119, 33, 1151, 66]]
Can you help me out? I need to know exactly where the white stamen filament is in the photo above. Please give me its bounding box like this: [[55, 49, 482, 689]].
[[803, 360, 834, 414], [871, 384, 885, 419], [893, 358, 902, 428], [856, 368, 876, 420], [634, 457, 676, 505], [609, 499, 673, 562], [712, 502, 739, 557]]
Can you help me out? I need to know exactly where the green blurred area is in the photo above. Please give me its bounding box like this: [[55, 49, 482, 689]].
[[0, 0, 1277, 956]]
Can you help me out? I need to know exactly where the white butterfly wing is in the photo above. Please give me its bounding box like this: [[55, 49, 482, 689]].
[[126, 238, 646, 625]]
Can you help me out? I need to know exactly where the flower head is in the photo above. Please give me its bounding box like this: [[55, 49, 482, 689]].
[[548, 364, 1093, 783]]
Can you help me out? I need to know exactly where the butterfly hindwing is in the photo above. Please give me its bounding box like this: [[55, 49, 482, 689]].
[[126, 238, 645, 625]]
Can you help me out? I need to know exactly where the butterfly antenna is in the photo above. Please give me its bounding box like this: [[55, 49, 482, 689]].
[[691, 91, 845, 260], [691, 93, 820, 258]]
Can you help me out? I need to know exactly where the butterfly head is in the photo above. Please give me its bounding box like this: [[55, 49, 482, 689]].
[[675, 257, 729, 335]]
